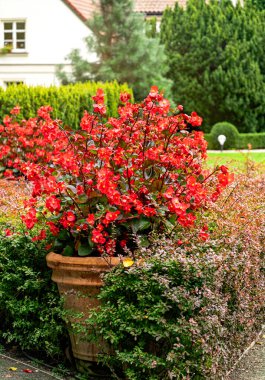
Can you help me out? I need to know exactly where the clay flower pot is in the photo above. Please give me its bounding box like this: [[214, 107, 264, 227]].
[[46, 252, 121, 363]]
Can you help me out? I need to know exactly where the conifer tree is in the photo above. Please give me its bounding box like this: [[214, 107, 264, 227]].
[[160, 0, 265, 132], [58, 0, 172, 101], [247, 0, 265, 10]]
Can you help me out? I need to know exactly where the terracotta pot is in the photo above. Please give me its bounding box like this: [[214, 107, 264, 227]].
[[46, 252, 121, 363]]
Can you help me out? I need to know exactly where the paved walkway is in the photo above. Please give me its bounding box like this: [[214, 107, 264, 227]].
[[227, 331, 265, 380], [1, 334, 265, 380], [0, 351, 70, 380]]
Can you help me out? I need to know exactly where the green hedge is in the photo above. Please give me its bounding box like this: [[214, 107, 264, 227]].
[[0, 81, 133, 129], [204, 132, 265, 150], [236, 133, 265, 149]]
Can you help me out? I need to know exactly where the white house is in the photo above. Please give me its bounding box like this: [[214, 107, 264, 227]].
[[0, 0, 243, 89], [0, 0, 97, 88]]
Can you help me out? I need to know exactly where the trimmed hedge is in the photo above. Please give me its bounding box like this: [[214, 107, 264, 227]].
[[0, 81, 133, 129], [205, 132, 265, 150], [237, 133, 265, 149], [209, 122, 239, 150]]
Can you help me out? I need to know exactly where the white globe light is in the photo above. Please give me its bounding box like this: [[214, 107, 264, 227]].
[[217, 134, 226, 146]]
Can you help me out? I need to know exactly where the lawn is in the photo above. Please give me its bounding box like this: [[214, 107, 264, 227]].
[[206, 151, 265, 170]]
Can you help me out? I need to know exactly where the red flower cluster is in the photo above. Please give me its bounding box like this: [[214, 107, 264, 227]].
[[0, 88, 233, 256]]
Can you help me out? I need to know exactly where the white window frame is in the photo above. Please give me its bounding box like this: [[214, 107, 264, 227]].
[[2, 19, 26, 53]]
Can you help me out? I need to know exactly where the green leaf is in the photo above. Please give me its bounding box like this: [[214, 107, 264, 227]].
[[58, 230, 70, 241], [78, 244, 93, 257], [131, 217, 151, 234], [76, 194, 89, 204], [53, 239, 64, 250], [197, 174, 204, 183], [66, 185, 77, 194], [139, 236, 150, 247], [62, 245, 74, 256]]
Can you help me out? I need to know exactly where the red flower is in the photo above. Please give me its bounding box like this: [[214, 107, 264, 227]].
[[45, 195, 61, 212], [87, 214, 95, 226], [32, 229, 46, 242], [5, 229, 13, 236], [92, 88, 105, 104], [120, 92, 131, 103], [93, 103, 106, 115], [46, 221, 60, 236], [60, 211, 76, 228], [10, 105, 21, 115], [21, 208, 38, 230], [189, 112, 203, 127]]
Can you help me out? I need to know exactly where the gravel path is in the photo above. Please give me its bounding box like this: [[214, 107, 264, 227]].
[[1, 333, 265, 379], [227, 332, 265, 380], [0, 351, 68, 380]]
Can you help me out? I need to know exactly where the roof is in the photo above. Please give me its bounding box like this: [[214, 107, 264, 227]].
[[62, 0, 100, 21], [62, 0, 184, 21], [134, 0, 184, 15]]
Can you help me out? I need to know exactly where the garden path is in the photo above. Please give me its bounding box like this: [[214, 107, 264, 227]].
[[227, 332, 265, 380], [0, 351, 70, 380]]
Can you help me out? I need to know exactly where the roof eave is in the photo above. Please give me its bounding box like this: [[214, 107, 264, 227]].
[[61, 0, 88, 23]]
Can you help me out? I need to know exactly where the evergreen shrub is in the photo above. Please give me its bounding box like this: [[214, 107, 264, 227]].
[[0, 227, 68, 358], [210, 122, 239, 150], [0, 82, 133, 129]]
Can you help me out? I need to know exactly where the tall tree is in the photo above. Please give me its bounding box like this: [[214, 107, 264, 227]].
[[58, 0, 172, 102], [160, 0, 265, 132], [247, 0, 265, 10]]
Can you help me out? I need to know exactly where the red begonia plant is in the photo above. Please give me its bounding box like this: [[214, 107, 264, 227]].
[[0, 87, 233, 256]]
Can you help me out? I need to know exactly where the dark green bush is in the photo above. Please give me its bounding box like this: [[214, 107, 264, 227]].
[[0, 81, 133, 129], [210, 122, 240, 150], [0, 227, 68, 358]]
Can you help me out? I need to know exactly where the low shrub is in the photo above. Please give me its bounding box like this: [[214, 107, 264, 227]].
[[0, 228, 68, 358], [237, 132, 265, 149], [0, 81, 133, 129], [210, 122, 239, 150], [86, 171, 265, 379], [205, 132, 265, 150]]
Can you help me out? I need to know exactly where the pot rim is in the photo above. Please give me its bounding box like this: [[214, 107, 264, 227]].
[[46, 251, 123, 272]]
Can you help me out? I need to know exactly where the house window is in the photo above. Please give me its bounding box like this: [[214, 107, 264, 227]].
[[4, 81, 24, 87], [3, 21, 26, 51]]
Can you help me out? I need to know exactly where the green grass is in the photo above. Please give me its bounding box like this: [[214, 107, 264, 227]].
[[206, 151, 265, 169]]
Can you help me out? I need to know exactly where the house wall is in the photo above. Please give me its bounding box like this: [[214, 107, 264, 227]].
[[0, 0, 93, 88]]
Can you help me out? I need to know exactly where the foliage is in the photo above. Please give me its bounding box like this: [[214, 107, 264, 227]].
[[0, 82, 133, 129], [160, 0, 265, 133], [210, 122, 239, 150], [237, 132, 265, 149], [57, 0, 172, 101], [145, 17, 158, 38], [86, 171, 265, 379], [0, 227, 68, 358], [0, 88, 233, 256], [247, 0, 265, 10], [205, 132, 265, 150]]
